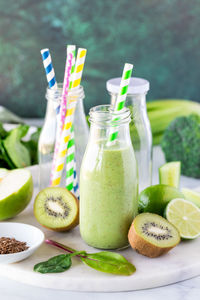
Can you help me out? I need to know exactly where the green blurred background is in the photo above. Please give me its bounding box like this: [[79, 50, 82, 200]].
[[0, 0, 200, 117]]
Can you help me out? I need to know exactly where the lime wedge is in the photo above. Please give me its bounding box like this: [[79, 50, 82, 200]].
[[181, 188, 200, 208], [166, 198, 200, 239], [159, 161, 181, 188]]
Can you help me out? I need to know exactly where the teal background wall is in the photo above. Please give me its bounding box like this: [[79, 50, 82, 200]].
[[0, 0, 200, 117]]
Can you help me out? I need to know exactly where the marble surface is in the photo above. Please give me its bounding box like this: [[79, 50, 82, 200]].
[[1, 275, 200, 300], [1, 171, 200, 292], [0, 145, 200, 298]]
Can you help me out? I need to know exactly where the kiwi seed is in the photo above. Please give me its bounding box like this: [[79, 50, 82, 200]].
[[142, 222, 173, 240], [44, 196, 70, 218]]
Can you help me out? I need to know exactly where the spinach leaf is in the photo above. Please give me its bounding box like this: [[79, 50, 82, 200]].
[[34, 254, 72, 274], [3, 125, 31, 168], [0, 139, 15, 169], [39, 240, 136, 276], [30, 128, 41, 145], [0, 123, 9, 139], [22, 128, 41, 165], [81, 251, 136, 276], [34, 251, 85, 274]]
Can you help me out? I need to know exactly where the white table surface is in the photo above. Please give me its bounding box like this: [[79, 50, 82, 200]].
[[0, 119, 200, 299]]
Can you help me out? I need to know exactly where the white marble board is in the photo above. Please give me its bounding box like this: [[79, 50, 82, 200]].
[[0, 148, 200, 292]]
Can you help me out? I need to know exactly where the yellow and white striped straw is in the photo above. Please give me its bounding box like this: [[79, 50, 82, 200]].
[[51, 48, 87, 187], [71, 48, 87, 89]]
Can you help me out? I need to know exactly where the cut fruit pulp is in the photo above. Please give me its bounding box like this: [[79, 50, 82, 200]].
[[166, 198, 200, 239]]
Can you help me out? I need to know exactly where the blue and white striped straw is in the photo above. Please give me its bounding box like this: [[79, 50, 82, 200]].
[[40, 48, 60, 115], [41, 48, 57, 89]]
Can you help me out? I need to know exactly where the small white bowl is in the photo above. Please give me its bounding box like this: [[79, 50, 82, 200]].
[[0, 222, 44, 264]]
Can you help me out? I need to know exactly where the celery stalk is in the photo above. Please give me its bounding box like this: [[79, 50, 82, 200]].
[[147, 99, 200, 144]]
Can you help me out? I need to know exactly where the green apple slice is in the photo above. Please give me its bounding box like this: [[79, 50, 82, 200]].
[[0, 169, 33, 220], [0, 168, 9, 181]]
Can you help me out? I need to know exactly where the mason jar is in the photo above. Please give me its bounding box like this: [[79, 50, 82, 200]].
[[38, 84, 89, 190], [80, 105, 138, 250], [106, 77, 152, 192]]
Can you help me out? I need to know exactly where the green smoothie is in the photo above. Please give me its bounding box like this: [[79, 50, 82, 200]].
[[80, 140, 138, 249]]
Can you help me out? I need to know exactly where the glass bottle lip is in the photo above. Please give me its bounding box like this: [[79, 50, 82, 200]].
[[89, 104, 131, 127], [45, 84, 85, 103]]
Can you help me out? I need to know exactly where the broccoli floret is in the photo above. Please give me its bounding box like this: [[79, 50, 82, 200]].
[[161, 114, 200, 178]]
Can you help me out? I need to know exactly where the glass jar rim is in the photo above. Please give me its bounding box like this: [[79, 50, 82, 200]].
[[89, 104, 131, 127], [45, 84, 84, 102]]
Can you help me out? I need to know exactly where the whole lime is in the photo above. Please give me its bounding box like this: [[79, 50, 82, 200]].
[[139, 184, 184, 215]]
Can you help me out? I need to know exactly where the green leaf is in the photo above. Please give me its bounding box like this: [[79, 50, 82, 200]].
[[0, 123, 9, 139], [0, 139, 15, 169], [3, 125, 31, 168], [34, 254, 72, 274], [30, 128, 42, 144], [81, 251, 136, 276], [33, 251, 85, 274], [22, 127, 41, 165]]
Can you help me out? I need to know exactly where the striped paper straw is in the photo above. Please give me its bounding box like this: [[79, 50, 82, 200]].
[[65, 125, 76, 191], [50, 46, 75, 185], [51, 97, 77, 187], [51, 48, 87, 188], [73, 159, 79, 198], [41, 48, 57, 90], [65, 47, 79, 195], [40, 48, 60, 114], [60, 45, 76, 135], [66, 125, 79, 197], [107, 63, 133, 145], [69, 47, 76, 89], [65, 48, 87, 192]]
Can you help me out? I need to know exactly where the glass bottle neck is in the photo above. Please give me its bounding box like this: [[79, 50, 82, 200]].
[[110, 92, 147, 110], [45, 84, 85, 105], [89, 122, 131, 147], [88, 105, 132, 148], [44, 84, 85, 119]]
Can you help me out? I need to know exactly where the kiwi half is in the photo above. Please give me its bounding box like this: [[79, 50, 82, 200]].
[[34, 187, 79, 231], [128, 213, 180, 258]]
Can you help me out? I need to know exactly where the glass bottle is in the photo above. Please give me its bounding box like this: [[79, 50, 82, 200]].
[[80, 105, 138, 250], [107, 77, 152, 192], [38, 84, 89, 190]]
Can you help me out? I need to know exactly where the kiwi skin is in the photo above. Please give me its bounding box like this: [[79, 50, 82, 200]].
[[128, 215, 180, 258], [34, 188, 79, 232]]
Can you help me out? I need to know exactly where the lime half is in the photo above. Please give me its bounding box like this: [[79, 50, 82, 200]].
[[166, 198, 200, 239], [181, 188, 200, 208]]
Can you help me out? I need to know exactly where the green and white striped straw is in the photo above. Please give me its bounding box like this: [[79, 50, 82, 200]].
[[69, 47, 76, 89], [65, 47, 80, 197], [107, 63, 133, 145], [65, 46, 76, 193]]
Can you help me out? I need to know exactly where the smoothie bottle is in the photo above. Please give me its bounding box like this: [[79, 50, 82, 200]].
[[80, 105, 138, 249]]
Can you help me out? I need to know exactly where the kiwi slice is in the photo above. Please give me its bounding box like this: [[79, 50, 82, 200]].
[[128, 213, 180, 258], [34, 187, 79, 231]]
